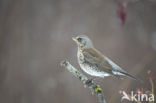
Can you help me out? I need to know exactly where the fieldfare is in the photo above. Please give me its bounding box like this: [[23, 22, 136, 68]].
[[72, 35, 142, 82]]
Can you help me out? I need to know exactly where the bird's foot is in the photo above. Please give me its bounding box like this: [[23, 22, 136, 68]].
[[85, 78, 93, 86]]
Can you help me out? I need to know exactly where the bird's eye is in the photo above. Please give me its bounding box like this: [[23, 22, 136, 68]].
[[77, 38, 82, 42]]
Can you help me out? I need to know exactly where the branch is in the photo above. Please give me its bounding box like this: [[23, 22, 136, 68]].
[[60, 60, 106, 103]]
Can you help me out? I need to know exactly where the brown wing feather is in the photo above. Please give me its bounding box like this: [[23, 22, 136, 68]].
[[82, 48, 113, 73]]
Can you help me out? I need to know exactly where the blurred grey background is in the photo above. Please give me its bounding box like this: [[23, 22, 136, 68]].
[[0, 0, 156, 103]]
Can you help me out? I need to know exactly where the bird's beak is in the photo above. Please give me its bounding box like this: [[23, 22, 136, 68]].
[[72, 37, 78, 41]]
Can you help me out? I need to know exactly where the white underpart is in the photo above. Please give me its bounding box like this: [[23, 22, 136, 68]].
[[112, 71, 124, 75], [78, 50, 110, 78], [79, 63, 110, 78], [104, 57, 125, 76]]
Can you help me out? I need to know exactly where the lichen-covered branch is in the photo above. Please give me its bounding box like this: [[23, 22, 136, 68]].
[[60, 60, 106, 103]]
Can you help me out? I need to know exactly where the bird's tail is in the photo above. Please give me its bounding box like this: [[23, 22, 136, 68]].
[[118, 71, 143, 83]]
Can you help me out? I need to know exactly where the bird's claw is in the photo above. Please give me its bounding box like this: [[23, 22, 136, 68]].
[[85, 79, 93, 86]]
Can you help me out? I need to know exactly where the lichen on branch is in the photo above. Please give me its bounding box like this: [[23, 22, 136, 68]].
[[60, 60, 106, 103]]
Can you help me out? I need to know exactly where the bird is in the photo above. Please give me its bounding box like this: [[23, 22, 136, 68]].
[[72, 35, 142, 82]]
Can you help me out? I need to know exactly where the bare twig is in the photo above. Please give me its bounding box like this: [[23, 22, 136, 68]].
[[60, 60, 106, 103]]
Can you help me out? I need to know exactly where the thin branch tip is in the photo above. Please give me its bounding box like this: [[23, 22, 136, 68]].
[[60, 60, 69, 67]]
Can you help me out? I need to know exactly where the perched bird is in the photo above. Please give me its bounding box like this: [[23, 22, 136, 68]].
[[72, 35, 142, 82]]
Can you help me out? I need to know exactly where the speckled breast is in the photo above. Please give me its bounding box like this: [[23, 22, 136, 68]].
[[77, 50, 110, 77]]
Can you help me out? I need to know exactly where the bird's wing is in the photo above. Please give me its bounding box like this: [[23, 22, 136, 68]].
[[82, 48, 114, 72], [82, 48, 142, 81], [104, 56, 125, 71], [83, 48, 125, 72]]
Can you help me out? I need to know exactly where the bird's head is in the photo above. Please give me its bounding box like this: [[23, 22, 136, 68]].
[[72, 35, 94, 49]]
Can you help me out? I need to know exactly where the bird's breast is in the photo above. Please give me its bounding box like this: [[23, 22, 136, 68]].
[[77, 51, 110, 77], [77, 51, 85, 63]]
